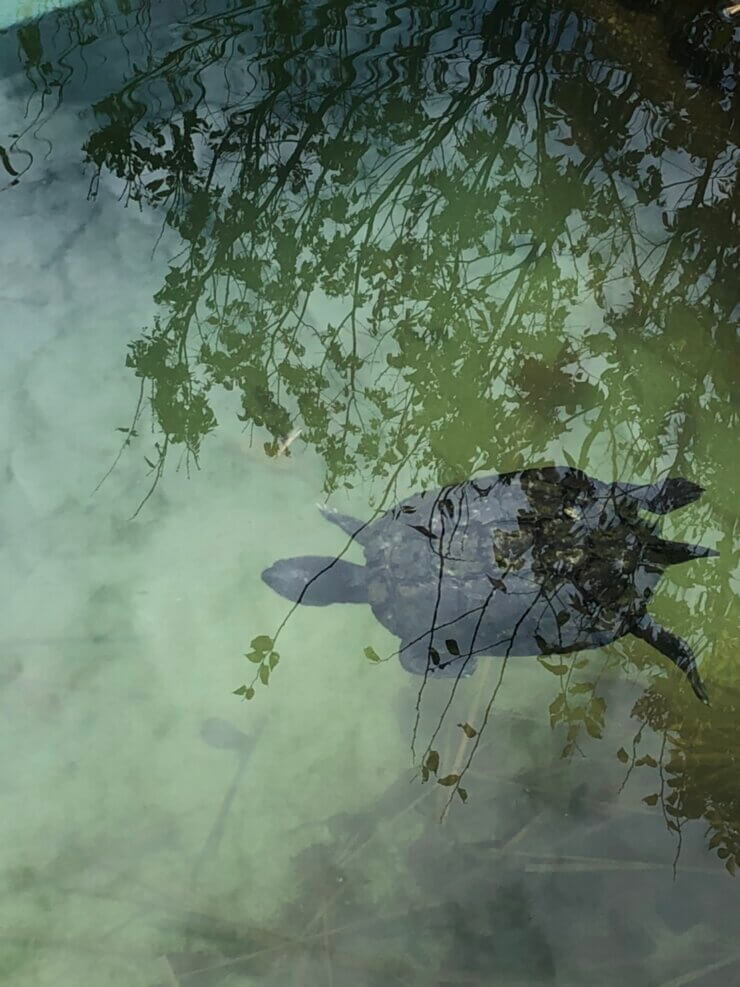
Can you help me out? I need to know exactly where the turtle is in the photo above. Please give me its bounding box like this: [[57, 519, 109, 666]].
[[261, 466, 718, 703]]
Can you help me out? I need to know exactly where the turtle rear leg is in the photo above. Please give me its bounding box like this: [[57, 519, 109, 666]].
[[631, 614, 709, 704], [642, 536, 719, 565], [620, 477, 705, 514]]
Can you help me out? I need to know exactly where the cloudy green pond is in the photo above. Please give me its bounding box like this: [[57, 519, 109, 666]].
[[0, 1, 738, 984]]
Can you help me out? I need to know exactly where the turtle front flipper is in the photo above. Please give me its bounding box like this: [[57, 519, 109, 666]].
[[631, 613, 709, 704], [318, 507, 370, 543], [261, 556, 368, 605]]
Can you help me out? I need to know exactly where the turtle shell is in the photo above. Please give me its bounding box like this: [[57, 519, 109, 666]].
[[360, 466, 663, 671]]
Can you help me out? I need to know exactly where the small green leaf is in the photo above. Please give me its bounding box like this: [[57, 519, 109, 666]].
[[437, 774, 459, 787], [425, 750, 440, 774], [616, 747, 629, 763], [549, 694, 565, 715], [457, 787, 468, 803], [584, 717, 603, 739], [233, 685, 255, 700], [570, 681, 595, 694], [458, 722, 477, 738], [539, 659, 569, 675], [635, 754, 658, 768], [643, 793, 659, 806], [245, 651, 262, 664], [269, 651, 280, 669], [259, 664, 270, 686], [251, 635, 273, 653], [364, 646, 381, 663], [429, 646, 440, 665], [445, 639, 460, 656]]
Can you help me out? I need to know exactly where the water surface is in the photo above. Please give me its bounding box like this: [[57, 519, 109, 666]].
[[0, 1, 738, 984]]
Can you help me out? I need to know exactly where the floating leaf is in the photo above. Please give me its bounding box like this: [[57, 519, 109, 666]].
[[269, 651, 280, 669], [259, 664, 270, 686], [445, 639, 460, 656], [410, 524, 434, 539], [245, 651, 262, 664], [438, 774, 459, 787], [616, 747, 629, 764], [642, 793, 659, 806], [251, 635, 273, 653], [425, 750, 440, 774], [429, 646, 441, 666], [457, 787, 468, 803], [364, 646, 381, 663], [458, 722, 477, 738]]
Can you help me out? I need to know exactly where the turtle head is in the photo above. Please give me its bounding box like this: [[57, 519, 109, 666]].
[[261, 556, 368, 606]]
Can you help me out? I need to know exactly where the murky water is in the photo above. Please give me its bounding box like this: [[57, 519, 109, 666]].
[[0, 1, 737, 984]]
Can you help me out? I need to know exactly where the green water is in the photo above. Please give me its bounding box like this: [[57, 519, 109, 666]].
[[0, 1, 737, 984]]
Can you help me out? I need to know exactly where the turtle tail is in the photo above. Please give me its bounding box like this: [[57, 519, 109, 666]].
[[625, 476, 705, 514]]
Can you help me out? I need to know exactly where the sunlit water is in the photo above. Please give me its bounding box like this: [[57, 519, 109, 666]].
[[0, 1, 738, 984]]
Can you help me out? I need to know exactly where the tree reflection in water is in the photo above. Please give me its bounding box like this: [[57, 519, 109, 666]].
[[5, 0, 736, 891], [76, 0, 737, 874]]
